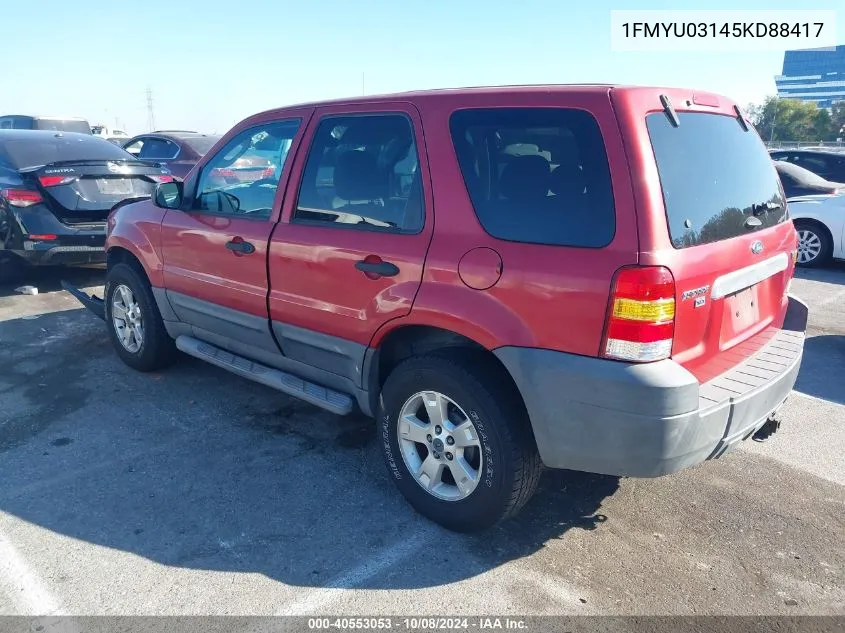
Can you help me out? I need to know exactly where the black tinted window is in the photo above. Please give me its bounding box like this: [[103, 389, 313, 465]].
[[182, 135, 221, 156], [294, 114, 424, 233], [139, 138, 179, 160], [0, 135, 134, 169], [449, 108, 615, 248], [647, 112, 787, 249]]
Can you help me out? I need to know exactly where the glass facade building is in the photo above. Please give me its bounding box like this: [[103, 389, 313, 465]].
[[774, 45, 845, 108]]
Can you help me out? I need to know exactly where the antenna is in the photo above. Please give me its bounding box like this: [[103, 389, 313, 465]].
[[146, 86, 156, 132], [362, 72, 365, 96]]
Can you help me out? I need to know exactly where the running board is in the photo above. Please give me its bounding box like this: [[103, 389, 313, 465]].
[[175, 335, 354, 416]]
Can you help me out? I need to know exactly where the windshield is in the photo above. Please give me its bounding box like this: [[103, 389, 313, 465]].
[[1, 135, 136, 170], [182, 135, 221, 156], [647, 112, 788, 249]]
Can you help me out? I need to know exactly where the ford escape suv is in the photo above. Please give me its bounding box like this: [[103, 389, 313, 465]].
[[65, 85, 808, 532]]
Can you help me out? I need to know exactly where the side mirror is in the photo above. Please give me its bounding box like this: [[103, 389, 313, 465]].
[[154, 180, 183, 209]]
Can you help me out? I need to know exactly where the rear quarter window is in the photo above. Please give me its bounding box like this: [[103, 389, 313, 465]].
[[449, 108, 616, 248], [646, 112, 787, 249]]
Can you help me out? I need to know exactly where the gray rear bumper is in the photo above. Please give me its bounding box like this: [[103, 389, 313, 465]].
[[494, 295, 809, 478]]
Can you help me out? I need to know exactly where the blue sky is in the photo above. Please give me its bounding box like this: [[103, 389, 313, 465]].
[[1, 0, 842, 135]]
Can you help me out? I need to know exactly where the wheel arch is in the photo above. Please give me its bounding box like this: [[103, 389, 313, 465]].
[[365, 324, 535, 443]]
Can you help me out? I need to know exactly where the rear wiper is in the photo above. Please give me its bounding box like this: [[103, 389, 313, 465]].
[[751, 201, 783, 216]]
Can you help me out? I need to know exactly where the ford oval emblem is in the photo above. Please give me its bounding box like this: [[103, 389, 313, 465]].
[[751, 240, 764, 255]]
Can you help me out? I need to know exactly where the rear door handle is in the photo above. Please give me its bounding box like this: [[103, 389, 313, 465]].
[[355, 259, 400, 277], [225, 239, 255, 255]]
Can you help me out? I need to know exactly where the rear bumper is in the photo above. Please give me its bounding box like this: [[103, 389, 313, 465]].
[[2, 204, 106, 266], [15, 242, 106, 266], [494, 295, 809, 478]]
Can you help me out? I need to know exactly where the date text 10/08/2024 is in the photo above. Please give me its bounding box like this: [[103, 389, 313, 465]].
[[307, 617, 528, 630]]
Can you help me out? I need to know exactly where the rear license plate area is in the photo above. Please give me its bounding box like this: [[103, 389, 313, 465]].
[[95, 178, 133, 195], [721, 285, 761, 344]]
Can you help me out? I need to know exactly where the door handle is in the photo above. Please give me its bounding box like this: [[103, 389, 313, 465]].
[[225, 238, 255, 255], [355, 259, 400, 277]]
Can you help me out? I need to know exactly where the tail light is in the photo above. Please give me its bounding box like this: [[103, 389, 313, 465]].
[[1, 188, 43, 208], [149, 175, 174, 183], [602, 266, 676, 363], [38, 175, 76, 187]]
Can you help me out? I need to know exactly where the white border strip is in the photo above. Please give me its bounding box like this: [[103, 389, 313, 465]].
[[711, 253, 789, 299]]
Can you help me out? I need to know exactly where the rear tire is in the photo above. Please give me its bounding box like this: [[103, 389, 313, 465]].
[[378, 352, 541, 532], [794, 221, 832, 268], [105, 262, 177, 372]]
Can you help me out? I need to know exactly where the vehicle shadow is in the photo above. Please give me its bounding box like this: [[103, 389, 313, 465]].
[[0, 265, 105, 299], [795, 334, 845, 406], [794, 260, 845, 285], [0, 307, 620, 591]]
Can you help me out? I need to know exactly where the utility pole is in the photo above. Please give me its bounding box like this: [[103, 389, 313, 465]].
[[146, 86, 156, 132]]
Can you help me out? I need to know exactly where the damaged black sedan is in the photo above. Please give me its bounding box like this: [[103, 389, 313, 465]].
[[0, 130, 173, 284]]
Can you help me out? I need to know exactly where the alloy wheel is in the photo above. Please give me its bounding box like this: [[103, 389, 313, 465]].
[[797, 229, 822, 264], [112, 284, 144, 353], [397, 390, 484, 501]]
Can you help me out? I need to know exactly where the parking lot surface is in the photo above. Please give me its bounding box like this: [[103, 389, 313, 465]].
[[0, 265, 843, 616]]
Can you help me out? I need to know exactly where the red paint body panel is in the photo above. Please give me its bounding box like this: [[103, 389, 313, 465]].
[[157, 108, 315, 320], [160, 213, 274, 318], [107, 200, 167, 287], [397, 89, 639, 357], [611, 87, 797, 381], [269, 102, 434, 346]]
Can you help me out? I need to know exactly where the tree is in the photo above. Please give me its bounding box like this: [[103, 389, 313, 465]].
[[746, 96, 839, 142], [830, 101, 845, 141]]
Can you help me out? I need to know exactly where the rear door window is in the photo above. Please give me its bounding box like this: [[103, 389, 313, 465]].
[[449, 108, 615, 248], [138, 138, 179, 160], [646, 112, 787, 249]]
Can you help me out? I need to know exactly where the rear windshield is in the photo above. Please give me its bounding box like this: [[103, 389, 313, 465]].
[[181, 135, 221, 156], [449, 108, 615, 248], [647, 112, 787, 249], [1, 135, 134, 169]]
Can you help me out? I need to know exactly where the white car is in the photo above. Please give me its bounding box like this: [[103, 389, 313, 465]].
[[774, 161, 845, 268]]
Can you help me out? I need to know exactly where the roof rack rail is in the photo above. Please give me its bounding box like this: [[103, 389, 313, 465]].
[[153, 129, 199, 133]]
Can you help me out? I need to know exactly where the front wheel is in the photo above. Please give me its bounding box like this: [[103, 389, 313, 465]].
[[378, 353, 541, 532], [794, 221, 832, 268], [104, 262, 177, 372]]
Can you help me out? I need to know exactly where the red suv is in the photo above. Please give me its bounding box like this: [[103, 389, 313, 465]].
[[67, 85, 808, 532]]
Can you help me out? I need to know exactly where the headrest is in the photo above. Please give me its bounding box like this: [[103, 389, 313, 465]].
[[333, 150, 386, 201], [499, 155, 550, 201], [549, 164, 586, 197]]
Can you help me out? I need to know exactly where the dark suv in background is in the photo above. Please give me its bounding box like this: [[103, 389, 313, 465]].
[[0, 115, 92, 134], [122, 131, 221, 179]]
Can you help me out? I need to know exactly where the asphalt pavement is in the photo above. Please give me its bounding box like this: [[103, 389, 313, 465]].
[[0, 264, 842, 617]]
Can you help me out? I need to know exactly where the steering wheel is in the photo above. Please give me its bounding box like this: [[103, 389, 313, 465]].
[[250, 177, 278, 188]]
